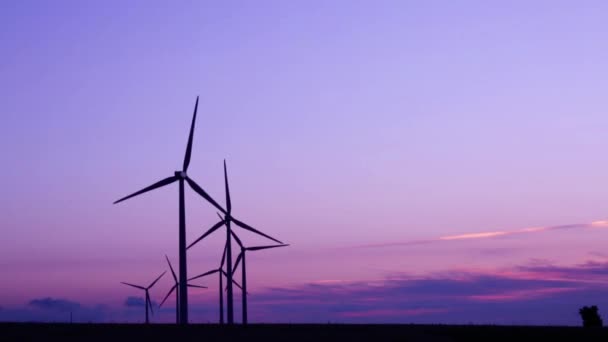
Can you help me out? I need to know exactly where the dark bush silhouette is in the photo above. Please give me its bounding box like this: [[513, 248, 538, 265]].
[[579, 305, 603, 327]]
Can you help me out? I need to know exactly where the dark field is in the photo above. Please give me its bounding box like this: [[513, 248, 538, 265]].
[[2, 323, 607, 342]]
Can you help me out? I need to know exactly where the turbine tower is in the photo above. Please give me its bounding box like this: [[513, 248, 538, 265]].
[[114, 97, 225, 324], [231, 230, 288, 324], [159, 255, 207, 324], [121, 271, 166, 324], [187, 160, 283, 324]]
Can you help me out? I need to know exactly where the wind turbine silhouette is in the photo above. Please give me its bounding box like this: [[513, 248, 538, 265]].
[[188, 240, 244, 324], [114, 97, 225, 324], [159, 255, 207, 324], [187, 160, 283, 324], [121, 271, 166, 324], [231, 230, 288, 325]]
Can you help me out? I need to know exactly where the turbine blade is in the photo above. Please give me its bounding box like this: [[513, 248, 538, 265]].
[[230, 230, 243, 248], [232, 252, 243, 274], [187, 220, 225, 250], [186, 177, 226, 214], [220, 240, 228, 268], [183, 96, 199, 172], [232, 278, 244, 291], [187, 284, 208, 289], [247, 244, 290, 251], [221, 270, 244, 290], [224, 160, 231, 213], [148, 271, 166, 289], [159, 284, 176, 308], [188, 269, 219, 281], [165, 255, 178, 283], [232, 217, 283, 244], [114, 176, 178, 204], [121, 282, 145, 290]]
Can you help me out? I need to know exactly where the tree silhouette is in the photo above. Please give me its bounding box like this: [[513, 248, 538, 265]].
[[579, 305, 603, 327]]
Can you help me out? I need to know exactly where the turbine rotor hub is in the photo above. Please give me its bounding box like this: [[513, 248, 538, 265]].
[[175, 171, 187, 179]]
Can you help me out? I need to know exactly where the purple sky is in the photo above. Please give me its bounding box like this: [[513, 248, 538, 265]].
[[1, 0, 608, 324]]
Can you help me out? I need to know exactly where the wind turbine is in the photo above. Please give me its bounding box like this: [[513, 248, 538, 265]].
[[231, 230, 288, 324], [187, 160, 283, 324], [159, 255, 207, 324], [114, 97, 225, 324], [121, 271, 166, 324], [188, 241, 244, 324]]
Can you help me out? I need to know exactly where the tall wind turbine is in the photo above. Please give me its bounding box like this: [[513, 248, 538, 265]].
[[121, 271, 166, 324], [188, 241, 243, 324], [187, 160, 283, 324], [114, 97, 225, 324], [159, 255, 207, 324], [231, 231, 288, 324]]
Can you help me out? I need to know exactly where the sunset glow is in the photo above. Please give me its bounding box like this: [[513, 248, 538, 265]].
[[1, 0, 608, 326]]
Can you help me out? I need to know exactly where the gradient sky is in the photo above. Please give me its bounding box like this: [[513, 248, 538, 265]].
[[1, 0, 608, 325]]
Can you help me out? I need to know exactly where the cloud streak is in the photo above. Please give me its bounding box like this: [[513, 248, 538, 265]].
[[353, 220, 608, 249], [13, 298, 109, 323], [245, 259, 608, 325], [28, 298, 80, 312], [3, 260, 608, 324]]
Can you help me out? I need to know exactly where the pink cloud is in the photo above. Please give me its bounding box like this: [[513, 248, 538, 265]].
[[353, 220, 606, 249]]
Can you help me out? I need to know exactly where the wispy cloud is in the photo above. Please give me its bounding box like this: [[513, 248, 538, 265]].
[[353, 220, 608, 249], [246, 259, 608, 325], [18, 297, 108, 322], [3, 260, 608, 324], [28, 298, 80, 312], [517, 261, 608, 281]]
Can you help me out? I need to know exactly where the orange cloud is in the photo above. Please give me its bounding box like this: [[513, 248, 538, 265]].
[[440, 231, 508, 240], [591, 220, 608, 228]]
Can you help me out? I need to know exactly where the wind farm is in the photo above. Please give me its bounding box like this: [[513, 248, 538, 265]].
[[4, 1, 608, 341], [3, 93, 607, 339], [113, 97, 286, 326], [2, 93, 606, 340], [187, 160, 283, 324], [112, 97, 251, 325], [2, 93, 607, 339]]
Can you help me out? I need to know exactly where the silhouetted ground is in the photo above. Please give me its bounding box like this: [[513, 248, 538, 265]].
[[1, 323, 607, 341]]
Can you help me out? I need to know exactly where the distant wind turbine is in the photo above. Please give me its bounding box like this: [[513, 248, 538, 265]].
[[189, 240, 244, 324], [121, 271, 166, 324], [231, 230, 288, 325], [187, 160, 283, 324], [114, 97, 225, 325], [159, 255, 207, 324]]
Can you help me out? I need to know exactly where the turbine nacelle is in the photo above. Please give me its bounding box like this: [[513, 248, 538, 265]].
[[175, 171, 187, 179]]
